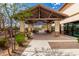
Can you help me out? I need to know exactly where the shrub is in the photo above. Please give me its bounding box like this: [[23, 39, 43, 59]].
[[0, 38, 8, 49], [15, 33, 26, 46]]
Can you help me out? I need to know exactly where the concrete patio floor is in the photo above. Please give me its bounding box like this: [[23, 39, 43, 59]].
[[21, 34, 79, 56]]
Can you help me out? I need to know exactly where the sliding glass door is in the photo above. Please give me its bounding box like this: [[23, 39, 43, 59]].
[[64, 21, 79, 37], [73, 23, 79, 37]]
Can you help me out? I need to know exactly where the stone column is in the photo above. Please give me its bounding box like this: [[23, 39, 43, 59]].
[[61, 24, 64, 34], [20, 20, 25, 33], [48, 23, 52, 32], [46, 23, 52, 33], [28, 24, 33, 32], [54, 20, 60, 36], [28, 24, 33, 38]]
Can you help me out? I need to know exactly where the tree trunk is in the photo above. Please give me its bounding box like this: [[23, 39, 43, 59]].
[[13, 22, 17, 51], [0, 21, 1, 30], [10, 19, 14, 53], [2, 18, 11, 56]]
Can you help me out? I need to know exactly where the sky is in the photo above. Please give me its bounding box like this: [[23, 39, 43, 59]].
[[17, 3, 64, 11]]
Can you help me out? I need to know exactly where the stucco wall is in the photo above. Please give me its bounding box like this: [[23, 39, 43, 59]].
[[60, 14, 79, 24]]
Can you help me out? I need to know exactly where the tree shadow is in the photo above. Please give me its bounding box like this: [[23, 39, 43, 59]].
[[22, 47, 76, 56]]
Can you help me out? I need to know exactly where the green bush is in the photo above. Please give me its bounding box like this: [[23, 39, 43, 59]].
[[15, 33, 26, 46], [0, 38, 8, 49]]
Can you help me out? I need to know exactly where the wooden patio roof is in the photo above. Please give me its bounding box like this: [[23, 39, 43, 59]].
[[13, 4, 69, 23], [27, 4, 68, 19]]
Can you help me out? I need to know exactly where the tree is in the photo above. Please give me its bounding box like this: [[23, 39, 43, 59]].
[[1, 3, 18, 53], [0, 3, 34, 55], [0, 4, 12, 55], [0, 13, 11, 55], [11, 9, 33, 33]]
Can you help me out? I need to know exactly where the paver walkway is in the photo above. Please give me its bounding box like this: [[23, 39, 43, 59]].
[[21, 34, 79, 56], [22, 40, 51, 56]]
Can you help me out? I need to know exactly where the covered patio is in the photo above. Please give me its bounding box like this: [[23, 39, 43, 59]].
[[14, 4, 68, 37]]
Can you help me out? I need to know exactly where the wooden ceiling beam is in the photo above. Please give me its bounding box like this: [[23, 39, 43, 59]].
[[48, 13, 52, 18], [26, 18, 61, 20]]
